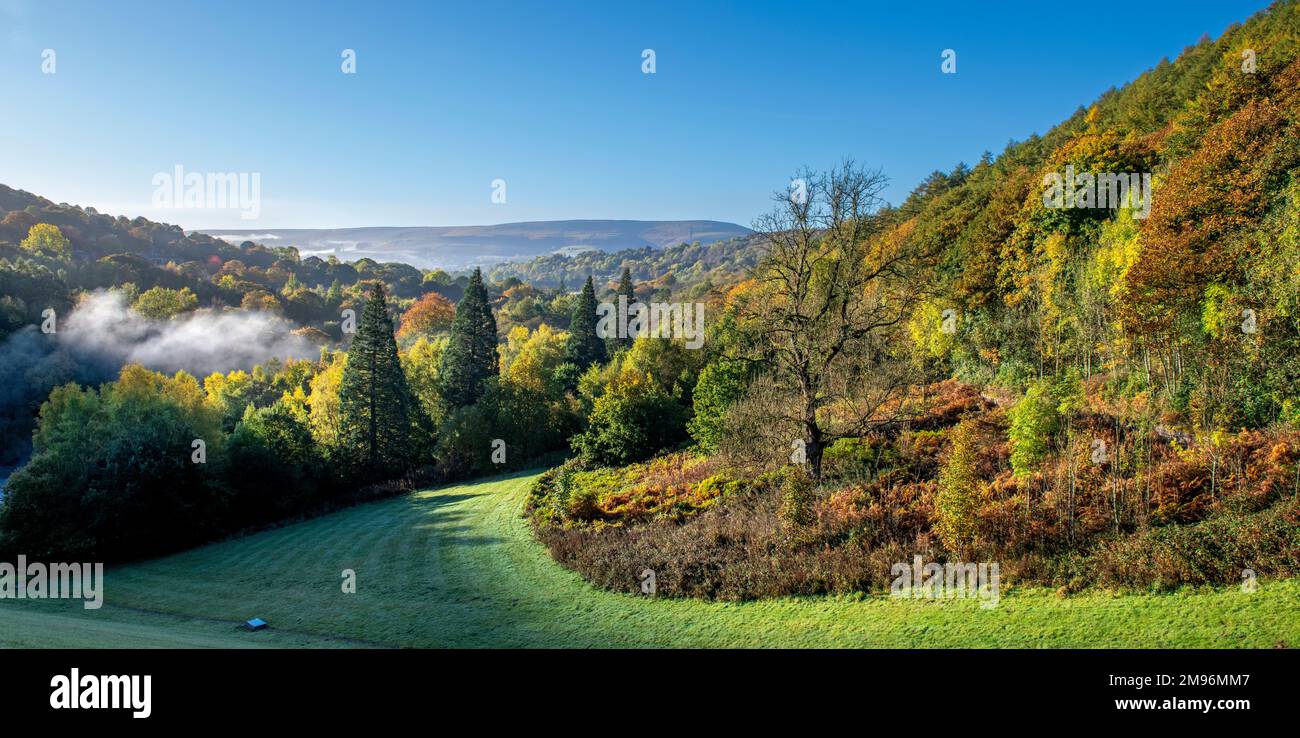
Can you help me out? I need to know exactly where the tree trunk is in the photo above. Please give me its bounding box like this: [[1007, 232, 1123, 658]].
[[804, 418, 824, 481]]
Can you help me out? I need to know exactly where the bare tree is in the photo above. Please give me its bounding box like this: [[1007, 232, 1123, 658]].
[[738, 161, 928, 480]]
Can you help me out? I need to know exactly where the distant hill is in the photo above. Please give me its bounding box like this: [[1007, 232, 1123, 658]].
[[485, 235, 764, 295], [196, 220, 752, 270]]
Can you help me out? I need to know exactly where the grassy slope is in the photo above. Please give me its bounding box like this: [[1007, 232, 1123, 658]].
[[1, 470, 1296, 648]]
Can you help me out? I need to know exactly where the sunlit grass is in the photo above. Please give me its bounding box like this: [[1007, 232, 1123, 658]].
[[2, 470, 1295, 648]]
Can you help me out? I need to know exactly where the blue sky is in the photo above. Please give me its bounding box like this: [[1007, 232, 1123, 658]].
[[0, 0, 1270, 230]]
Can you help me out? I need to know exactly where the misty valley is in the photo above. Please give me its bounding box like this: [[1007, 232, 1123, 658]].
[[1, 1, 1297, 684]]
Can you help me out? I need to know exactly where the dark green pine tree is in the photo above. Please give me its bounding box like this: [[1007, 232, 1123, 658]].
[[614, 267, 637, 350], [339, 284, 415, 476], [565, 275, 607, 370], [439, 268, 499, 408]]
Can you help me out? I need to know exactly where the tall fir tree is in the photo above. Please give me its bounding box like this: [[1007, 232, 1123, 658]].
[[439, 268, 499, 408], [338, 285, 416, 476], [566, 275, 607, 370], [614, 267, 637, 350]]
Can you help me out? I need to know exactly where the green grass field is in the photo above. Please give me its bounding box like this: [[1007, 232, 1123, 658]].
[[1, 470, 1295, 648]]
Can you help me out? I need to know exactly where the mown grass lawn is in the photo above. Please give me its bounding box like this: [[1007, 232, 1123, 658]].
[[2, 469, 1296, 648]]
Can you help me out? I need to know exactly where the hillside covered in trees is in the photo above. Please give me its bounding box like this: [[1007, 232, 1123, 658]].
[[526, 0, 1300, 598]]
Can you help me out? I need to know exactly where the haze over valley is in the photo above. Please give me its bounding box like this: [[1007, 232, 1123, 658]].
[[198, 220, 752, 270]]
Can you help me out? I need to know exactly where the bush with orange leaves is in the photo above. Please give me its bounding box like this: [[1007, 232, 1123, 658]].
[[526, 452, 742, 529], [528, 378, 1300, 599]]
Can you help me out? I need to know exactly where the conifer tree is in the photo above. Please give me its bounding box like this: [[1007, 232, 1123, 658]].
[[339, 284, 415, 476], [439, 268, 499, 407], [565, 275, 607, 370], [614, 267, 637, 350]]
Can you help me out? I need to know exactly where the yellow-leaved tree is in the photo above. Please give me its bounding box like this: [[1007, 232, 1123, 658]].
[[21, 223, 72, 260]]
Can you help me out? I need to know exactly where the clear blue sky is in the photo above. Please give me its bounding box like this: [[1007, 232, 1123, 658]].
[[0, 0, 1270, 230]]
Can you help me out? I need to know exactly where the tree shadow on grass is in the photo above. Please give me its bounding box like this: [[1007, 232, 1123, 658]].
[[408, 492, 482, 509], [401, 468, 540, 547], [405, 493, 502, 546]]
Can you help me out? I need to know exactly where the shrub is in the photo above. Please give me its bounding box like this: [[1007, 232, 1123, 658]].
[[934, 418, 982, 557], [690, 474, 746, 510], [1089, 498, 1300, 590], [823, 436, 900, 481], [777, 466, 815, 530], [687, 360, 747, 452], [571, 368, 686, 466], [566, 483, 601, 521], [1008, 379, 1057, 476], [527, 453, 729, 528]]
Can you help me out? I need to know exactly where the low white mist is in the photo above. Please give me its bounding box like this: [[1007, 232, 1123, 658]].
[[57, 290, 317, 376], [0, 290, 321, 465]]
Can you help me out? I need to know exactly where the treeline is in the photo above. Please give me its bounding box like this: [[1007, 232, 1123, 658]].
[[0, 263, 717, 560], [485, 236, 762, 298], [0, 211, 706, 470], [0, 186, 472, 344]]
